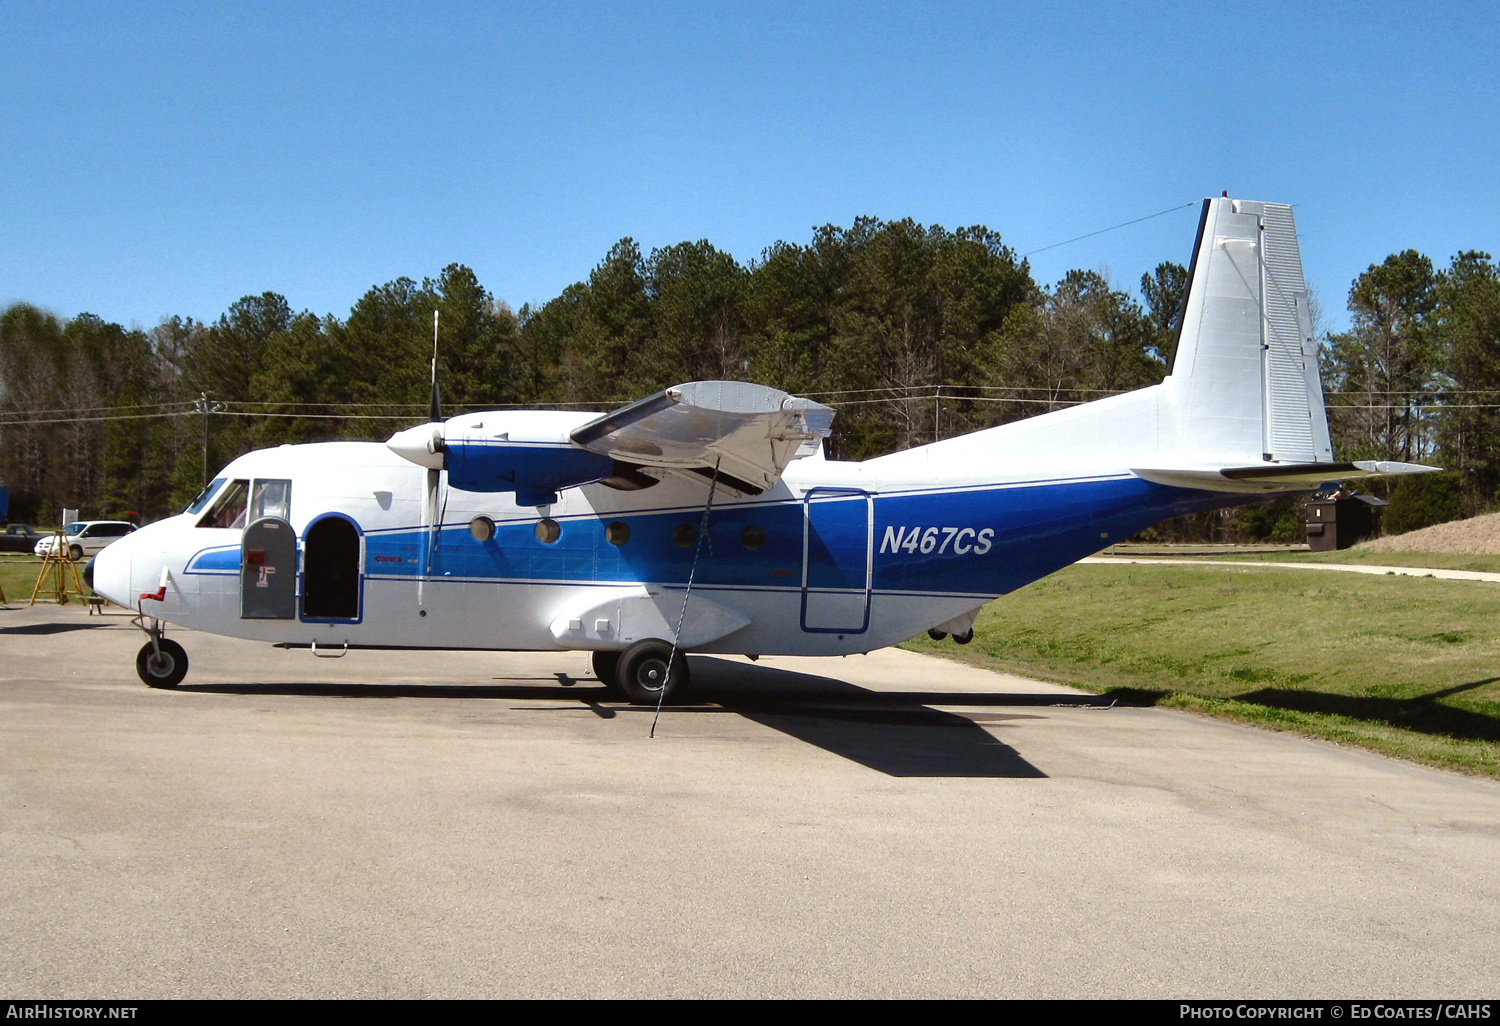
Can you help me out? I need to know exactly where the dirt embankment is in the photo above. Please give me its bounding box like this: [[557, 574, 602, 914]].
[[1356, 512, 1500, 555]]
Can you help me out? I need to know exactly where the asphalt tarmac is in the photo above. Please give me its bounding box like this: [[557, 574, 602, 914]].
[[2, 601, 1497, 998]]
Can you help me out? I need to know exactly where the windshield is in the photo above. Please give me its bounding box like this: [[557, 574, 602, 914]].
[[64, 523, 85, 536], [186, 478, 227, 516], [198, 479, 249, 530]]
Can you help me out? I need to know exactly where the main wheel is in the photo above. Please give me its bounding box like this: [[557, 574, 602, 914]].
[[590, 650, 623, 695], [136, 639, 188, 689], [68, 544, 83, 561], [616, 639, 690, 706]]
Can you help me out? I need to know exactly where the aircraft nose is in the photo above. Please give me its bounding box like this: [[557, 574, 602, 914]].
[[92, 536, 134, 607]]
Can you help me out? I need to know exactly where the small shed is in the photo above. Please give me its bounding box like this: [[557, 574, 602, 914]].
[[1305, 494, 1387, 551]]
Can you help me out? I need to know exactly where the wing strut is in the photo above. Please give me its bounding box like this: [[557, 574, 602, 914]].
[[651, 457, 721, 738]]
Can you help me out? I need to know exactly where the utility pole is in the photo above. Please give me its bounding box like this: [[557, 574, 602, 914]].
[[194, 392, 226, 487]]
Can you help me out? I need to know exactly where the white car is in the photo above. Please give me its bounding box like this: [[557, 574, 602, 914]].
[[34, 521, 137, 561]]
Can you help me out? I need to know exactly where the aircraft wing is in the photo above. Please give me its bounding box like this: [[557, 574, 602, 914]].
[[570, 381, 835, 493], [1133, 460, 1440, 493]]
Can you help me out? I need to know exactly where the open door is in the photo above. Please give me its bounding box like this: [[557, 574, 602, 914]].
[[801, 488, 873, 634], [301, 514, 362, 622], [241, 516, 297, 619]]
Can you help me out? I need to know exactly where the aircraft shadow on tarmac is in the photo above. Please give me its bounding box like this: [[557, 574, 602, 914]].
[[1098, 676, 1500, 743], [1234, 677, 1500, 742], [176, 656, 1111, 778], [0, 620, 115, 635]]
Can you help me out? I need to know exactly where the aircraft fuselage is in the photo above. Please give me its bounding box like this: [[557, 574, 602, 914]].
[[95, 425, 1234, 659]]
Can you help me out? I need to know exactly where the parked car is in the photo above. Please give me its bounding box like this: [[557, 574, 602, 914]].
[[34, 521, 137, 561], [0, 524, 42, 553]]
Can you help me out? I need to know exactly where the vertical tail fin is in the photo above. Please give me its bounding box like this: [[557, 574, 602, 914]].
[[865, 195, 1415, 489], [1164, 197, 1333, 464]]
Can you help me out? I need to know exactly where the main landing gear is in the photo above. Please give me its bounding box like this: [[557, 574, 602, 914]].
[[591, 639, 691, 705]]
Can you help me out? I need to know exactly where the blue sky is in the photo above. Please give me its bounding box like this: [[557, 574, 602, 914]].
[[2, 1, 1495, 335]]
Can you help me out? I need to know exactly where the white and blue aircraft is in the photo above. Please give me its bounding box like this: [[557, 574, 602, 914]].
[[93, 197, 1432, 702]]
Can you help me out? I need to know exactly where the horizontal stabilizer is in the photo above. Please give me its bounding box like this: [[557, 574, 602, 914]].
[[1133, 461, 1441, 493], [571, 381, 834, 493]]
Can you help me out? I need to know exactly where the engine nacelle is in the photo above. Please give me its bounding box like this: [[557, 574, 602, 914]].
[[388, 409, 619, 505]]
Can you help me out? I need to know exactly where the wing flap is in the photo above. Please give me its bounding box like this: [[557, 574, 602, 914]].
[[570, 381, 835, 492]]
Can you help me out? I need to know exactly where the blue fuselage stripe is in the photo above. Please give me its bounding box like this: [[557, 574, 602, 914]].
[[187, 477, 1245, 597], [357, 477, 1242, 597]]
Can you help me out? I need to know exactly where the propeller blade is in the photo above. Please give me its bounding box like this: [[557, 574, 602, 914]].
[[429, 309, 442, 422]]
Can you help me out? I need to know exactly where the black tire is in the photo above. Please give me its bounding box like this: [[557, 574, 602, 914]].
[[927, 628, 948, 641], [136, 639, 188, 689], [953, 628, 974, 645], [68, 544, 83, 561], [590, 650, 623, 695], [616, 639, 690, 706]]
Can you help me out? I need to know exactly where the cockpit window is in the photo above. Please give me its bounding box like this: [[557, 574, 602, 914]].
[[198, 479, 250, 529], [186, 478, 227, 515], [250, 479, 292, 522]]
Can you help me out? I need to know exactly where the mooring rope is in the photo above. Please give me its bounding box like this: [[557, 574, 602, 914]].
[[651, 458, 721, 738]]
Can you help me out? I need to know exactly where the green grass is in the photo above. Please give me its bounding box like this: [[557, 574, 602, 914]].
[[0, 553, 93, 605], [905, 563, 1500, 776], [1105, 543, 1500, 575], [1211, 549, 1500, 574]]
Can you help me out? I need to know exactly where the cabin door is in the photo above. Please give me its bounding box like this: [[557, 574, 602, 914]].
[[801, 488, 873, 634], [301, 514, 363, 622], [241, 517, 298, 619]]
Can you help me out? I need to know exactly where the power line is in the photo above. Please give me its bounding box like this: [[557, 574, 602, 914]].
[[0, 400, 198, 417], [0, 410, 199, 426]]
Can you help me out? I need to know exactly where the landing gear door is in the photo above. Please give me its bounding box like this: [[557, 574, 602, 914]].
[[801, 488, 873, 634], [241, 517, 298, 619]]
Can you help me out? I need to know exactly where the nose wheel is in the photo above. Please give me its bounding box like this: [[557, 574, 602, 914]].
[[136, 637, 188, 689]]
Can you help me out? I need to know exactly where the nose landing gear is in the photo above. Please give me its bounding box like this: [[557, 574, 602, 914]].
[[133, 586, 188, 689], [136, 637, 188, 689]]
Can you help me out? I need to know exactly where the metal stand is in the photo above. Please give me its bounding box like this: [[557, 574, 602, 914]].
[[29, 531, 85, 605]]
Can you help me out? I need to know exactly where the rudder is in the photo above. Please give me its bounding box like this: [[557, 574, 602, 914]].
[[1164, 197, 1333, 465]]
